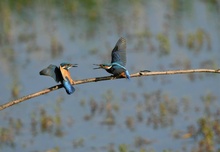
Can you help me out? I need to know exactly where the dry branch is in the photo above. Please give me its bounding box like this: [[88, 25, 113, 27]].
[[0, 68, 219, 111]]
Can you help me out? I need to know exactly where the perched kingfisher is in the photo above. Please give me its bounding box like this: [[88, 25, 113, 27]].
[[94, 37, 130, 79], [39, 63, 77, 95]]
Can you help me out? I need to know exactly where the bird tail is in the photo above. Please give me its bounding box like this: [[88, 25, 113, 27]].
[[62, 79, 75, 95], [125, 70, 130, 79]]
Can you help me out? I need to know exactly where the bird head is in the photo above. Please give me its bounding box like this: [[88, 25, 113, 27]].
[[60, 63, 78, 70]]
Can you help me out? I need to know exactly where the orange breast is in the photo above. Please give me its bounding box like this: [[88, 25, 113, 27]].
[[119, 71, 126, 78], [59, 66, 74, 84]]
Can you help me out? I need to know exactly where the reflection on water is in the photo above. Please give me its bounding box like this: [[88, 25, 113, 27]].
[[0, 0, 220, 151]]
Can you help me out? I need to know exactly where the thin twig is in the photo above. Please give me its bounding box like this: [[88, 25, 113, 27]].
[[0, 69, 219, 111]]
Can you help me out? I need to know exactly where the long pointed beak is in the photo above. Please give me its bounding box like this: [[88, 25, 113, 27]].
[[71, 64, 78, 67], [93, 64, 101, 69]]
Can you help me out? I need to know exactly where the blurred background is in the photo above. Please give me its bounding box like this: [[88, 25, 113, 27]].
[[0, 0, 220, 152]]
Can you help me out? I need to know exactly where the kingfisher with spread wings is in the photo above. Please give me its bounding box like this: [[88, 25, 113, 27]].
[[94, 37, 130, 79]]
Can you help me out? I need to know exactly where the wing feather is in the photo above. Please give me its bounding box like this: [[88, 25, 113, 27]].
[[111, 37, 126, 66], [39, 64, 61, 83]]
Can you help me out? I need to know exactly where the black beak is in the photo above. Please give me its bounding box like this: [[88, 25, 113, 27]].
[[93, 64, 101, 69], [71, 64, 78, 67]]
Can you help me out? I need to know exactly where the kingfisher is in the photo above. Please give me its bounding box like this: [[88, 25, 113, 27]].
[[39, 63, 77, 95], [94, 37, 130, 79]]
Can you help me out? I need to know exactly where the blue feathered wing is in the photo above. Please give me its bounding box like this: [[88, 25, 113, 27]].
[[39, 64, 62, 83], [111, 37, 126, 66]]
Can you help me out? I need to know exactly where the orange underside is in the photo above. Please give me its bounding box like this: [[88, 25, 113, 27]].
[[59, 66, 74, 84], [119, 72, 126, 78]]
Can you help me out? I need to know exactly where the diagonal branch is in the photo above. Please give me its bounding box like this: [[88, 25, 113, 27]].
[[0, 68, 219, 111]]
